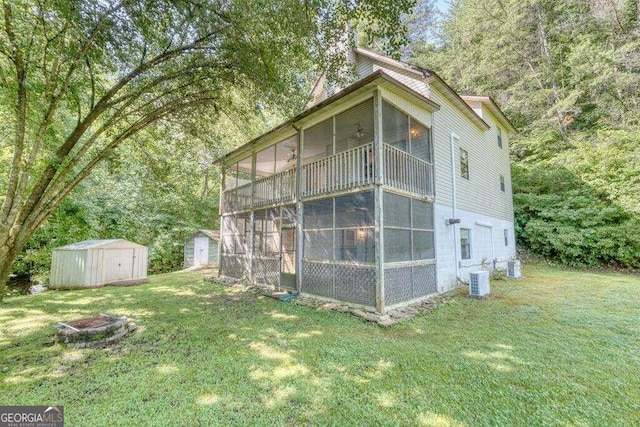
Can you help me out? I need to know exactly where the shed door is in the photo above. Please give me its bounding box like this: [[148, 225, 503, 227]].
[[104, 249, 135, 283], [194, 237, 209, 266]]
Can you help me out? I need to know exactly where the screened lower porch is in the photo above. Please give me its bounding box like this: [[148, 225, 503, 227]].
[[219, 189, 437, 312]]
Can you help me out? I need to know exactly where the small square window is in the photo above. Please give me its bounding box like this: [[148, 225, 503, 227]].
[[504, 229, 509, 246], [498, 127, 503, 148], [500, 175, 505, 192], [460, 228, 471, 260], [460, 148, 469, 179]]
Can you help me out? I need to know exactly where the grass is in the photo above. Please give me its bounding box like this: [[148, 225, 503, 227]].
[[1, 265, 639, 426]]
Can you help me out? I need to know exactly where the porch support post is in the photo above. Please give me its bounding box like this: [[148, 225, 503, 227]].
[[217, 166, 226, 278], [373, 89, 385, 313], [248, 153, 256, 282], [295, 127, 304, 294]]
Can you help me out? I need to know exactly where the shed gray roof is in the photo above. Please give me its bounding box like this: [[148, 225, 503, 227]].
[[191, 230, 220, 241], [54, 239, 145, 251]]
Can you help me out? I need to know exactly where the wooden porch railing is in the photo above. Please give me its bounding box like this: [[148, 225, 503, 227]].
[[223, 182, 251, 213], [254, 168, 296, 207], [383, 144, 433, 197], [223, 169, 296, 213], [301, 142, 374, 197], [222, 141, 433, 213]]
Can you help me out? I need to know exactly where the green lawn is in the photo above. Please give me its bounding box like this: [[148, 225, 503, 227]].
[[1, 265, 639, 426]]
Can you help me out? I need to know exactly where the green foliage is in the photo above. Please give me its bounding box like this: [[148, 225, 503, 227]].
[[409, 0, 640, 269], [513, 164, 640, 268], [12, 199, 93, 281], [0, 0, 413, 295], [490, 267, 507, 281]]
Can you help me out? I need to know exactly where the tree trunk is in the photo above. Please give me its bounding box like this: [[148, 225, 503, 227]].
[[0, 231, 30, 303]]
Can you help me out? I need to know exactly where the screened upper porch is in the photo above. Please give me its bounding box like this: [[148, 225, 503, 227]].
[[221, 97, 434, 213]]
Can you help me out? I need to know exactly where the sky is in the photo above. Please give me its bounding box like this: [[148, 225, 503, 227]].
[[434, 0, 451, 14]]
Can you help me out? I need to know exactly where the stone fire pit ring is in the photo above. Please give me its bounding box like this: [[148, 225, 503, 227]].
[[55, 314, 137, 348]]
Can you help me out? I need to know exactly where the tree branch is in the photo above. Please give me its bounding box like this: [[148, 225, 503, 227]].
[[17, 28, 220, 227], [28, 96, 216, 230]]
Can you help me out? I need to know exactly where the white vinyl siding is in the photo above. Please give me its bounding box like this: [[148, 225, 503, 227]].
[[429, 88, 514, 221], [357, 59, 431, 99]]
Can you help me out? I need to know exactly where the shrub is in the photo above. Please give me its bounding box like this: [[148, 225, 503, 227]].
[[513, 164, 640, 269]]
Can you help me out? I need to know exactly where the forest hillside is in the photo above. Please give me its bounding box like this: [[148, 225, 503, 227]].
[[409, 0, 640, 268]]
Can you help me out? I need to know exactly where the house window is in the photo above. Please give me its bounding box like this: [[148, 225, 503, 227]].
[[498, 127, 503, 148], [460, 148, 469, 179], [504, 229, 509, 246], [500, 175, 505, 192], [460, 228, 471, 260]]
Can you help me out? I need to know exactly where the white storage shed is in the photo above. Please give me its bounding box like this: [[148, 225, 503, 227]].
[[184, 230, 219, 268], [50, 239, 148, 289]]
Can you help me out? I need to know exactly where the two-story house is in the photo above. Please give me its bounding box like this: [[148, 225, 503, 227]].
[[215, 47, 516, 313]]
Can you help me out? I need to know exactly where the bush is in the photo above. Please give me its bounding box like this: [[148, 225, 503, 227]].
[[513, 164, 640, 269]]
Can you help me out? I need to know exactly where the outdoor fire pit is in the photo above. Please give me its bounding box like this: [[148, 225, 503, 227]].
[[54, 314, 137, 348]]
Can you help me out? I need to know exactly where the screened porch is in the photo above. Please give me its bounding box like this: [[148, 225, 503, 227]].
[[219, 87, 439, 312], [221, 98, 434, 213]]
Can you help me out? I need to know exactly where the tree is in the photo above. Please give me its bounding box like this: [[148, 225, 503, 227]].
[[0, 0, 413, 299], [409, 0, 640, 268]]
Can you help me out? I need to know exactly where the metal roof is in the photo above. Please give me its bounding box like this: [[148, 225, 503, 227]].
[[54, 239, 144, 251]]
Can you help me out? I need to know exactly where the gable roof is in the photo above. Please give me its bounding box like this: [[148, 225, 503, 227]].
[[215, 70, 440, 165], [353, 47, 508, 132], [459, 95, 517, 133], [193, 230, 220, 241]]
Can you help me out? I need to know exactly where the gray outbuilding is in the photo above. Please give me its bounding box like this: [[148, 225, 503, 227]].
[[50, 239, 148, 289], [184, 230, 219, 268]]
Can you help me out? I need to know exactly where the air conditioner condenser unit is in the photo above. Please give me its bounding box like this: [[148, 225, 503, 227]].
[[469, 271, 490, 296]]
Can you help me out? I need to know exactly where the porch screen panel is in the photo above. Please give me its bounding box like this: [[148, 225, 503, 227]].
[[384, 192, 411, 227], [304, 230, 334, 260], [412, 231, 435, 260], [302, 196, 335, 299], [412, 199, 434, 229], [281, 205, 297, 226], [303, 118, 333, 164], [304, 198, 333, 229], [384, 229, 411, 262], [220, 213, 250, 279], [275, 136, 297, 174], [253, 209, 280, 286], [335, 192, 374, 227], [410, 121, 431, 163], [334, 100, 374, 154], [383, 192, 437, 305], [382, 100, 409, 152], [383, 193, 435, 263], [301, 191, 376, 308], [303, 198, 334, 261], [255, 146, 275, 177]]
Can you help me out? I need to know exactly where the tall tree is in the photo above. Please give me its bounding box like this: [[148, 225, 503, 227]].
[[411, 0, 639, 136], [0, 0, 413, 299], [409, 0, 640, 268]]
